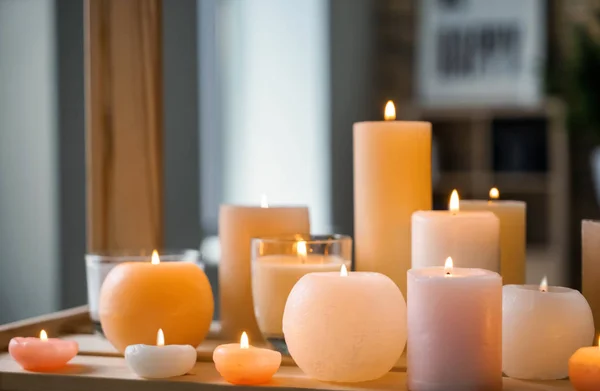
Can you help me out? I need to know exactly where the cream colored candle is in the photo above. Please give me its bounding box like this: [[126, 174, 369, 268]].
[[460, 188, 526, 285], [412, 190, 500, 271], [219, 204, 310, 341], [354, 101, 431, 296], [407, 258, 502, 391]]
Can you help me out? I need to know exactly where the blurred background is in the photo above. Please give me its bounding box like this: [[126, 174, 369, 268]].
[[0, 0, 597, 323]]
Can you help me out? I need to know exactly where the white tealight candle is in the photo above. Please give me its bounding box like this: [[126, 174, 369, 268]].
[[503, 278, 594, 380], [125, 329, 196, 379], [408, 258, 502, 391]]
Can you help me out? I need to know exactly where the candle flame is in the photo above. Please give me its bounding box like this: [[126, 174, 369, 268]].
[[157, 329, 165, 346], [384, 101, 396, 121], [297, 241, 307, 257], [240, 332, 249, 349], [151, 250, 160, 265], [444, 257, 453, 276], [39, 330, 48, 341], [449, 190, 460, 212], [539, 276, 548, 292], [489, 187, 500, 200], [340, 264, 349, 277], [260, 194, 268, 208]]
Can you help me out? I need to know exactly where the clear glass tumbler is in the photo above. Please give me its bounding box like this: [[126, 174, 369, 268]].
[[85, 249, 201, 333], [251, 234, 352, 354]]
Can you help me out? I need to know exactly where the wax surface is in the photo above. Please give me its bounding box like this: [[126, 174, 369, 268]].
[[9, 337, 78, 372], [125, 344, 197, 379], [354, 120, 431, 297], [412, 210, 499, 271], [569, 347, 600, 391], [213, 343, 281, 385], [99, 262, 213, 353], [503, 284, 594, 380], [219, 205, 309, 341], [283, 271, 406, 382], [407, 267, 502, 391], [460, 200, 526, 284]]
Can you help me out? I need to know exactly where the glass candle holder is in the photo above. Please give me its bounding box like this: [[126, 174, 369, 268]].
[[251, 234, 352, 354], [85, 249, 201, 334]]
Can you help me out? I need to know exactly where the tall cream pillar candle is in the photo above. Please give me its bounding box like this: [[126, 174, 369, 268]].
[[460, 188, 526, 285], [219, 204, 310, 341], [354, 101, 431, 296]]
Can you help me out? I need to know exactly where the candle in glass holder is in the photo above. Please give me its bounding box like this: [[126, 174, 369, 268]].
[[9, 330, 78, 372]]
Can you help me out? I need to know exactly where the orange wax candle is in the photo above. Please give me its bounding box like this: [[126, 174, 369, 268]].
[[9, 330, 78, 371], [570, 342, 600, 391], [100, 251, 214, 353], [213, 332, 281, 385]]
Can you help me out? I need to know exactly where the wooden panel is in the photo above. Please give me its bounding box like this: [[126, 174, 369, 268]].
[[85, 0, 164, 251], [582, 219, 600, 334]]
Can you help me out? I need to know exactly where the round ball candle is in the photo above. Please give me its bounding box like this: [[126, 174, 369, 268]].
[[213, 332, 282, 385], [125, 329, 196, 379], [283, 265, 407, 382], [503, 278, 594, 380], [412, 190, 500, 272], [570, 340, 600, 391], [460, 188, 526, 285], [9, 330, 78, 372], [407, 258, 502, 391], [99, 251, 214, 353]]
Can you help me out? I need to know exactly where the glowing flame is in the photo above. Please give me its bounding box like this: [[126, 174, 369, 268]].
[[297, 241, 307, 257], [539, 276, 548, 293], [449, 190, 460, 212], [489, 187, 500, 200], [384, 101, 396, 121], [444, 257, 453, 276], [151, 250, 160, 265], [157, 329, 165, 346], [39, 330, 48, 341], [240, 332, 249, 349], [260, 194, 268, 208], [340, 264, 349, 277]]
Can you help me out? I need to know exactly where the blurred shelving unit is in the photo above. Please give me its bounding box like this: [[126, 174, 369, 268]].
[[400, 98, 570, 286]]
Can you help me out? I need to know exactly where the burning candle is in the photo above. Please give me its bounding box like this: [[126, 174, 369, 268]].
[[213, 332, 282, 385], [503, 278, 594, 380], [570, 337, 600, 391], [125, 329, 196, 379], [9, 330, 78, 371]]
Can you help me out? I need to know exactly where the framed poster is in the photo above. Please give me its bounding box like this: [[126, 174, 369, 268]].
[[416, 0, 545, 107]]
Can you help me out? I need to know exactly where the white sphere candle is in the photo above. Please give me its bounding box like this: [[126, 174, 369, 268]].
[[283, 265, 407, 382], [408, 258, 502, 391], [125, 329, 196, 379], [503, 278, 594, 380]]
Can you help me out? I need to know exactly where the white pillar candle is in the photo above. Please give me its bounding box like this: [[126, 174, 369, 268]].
[[283, 265, 407, 383], [460, 188, 526, 285], [503, 278, 594, 380], [412, 190, 500, 271], [124, 329, 196, 379], [354, 101, 431, 297], [408, 258, 502, 391]]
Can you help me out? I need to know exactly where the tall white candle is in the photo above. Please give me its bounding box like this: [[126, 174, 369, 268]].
[[412, 190, 500, 271], [408, 258, 502, 391], [354, 101, 431, 297]]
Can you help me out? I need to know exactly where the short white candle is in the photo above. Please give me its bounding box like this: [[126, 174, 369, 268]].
[[412, 190, 500, 272], [125, 329, 196, 379], [408, 258, 502, 391], [503, 278, 594, 380], [283, 265, 407, 383]]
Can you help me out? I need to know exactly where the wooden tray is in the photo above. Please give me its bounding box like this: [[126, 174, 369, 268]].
[[0, 307, 573, 391]]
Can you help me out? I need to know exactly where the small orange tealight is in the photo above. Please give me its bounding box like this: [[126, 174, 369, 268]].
[[213, 332, 281, 385], [9, 330, 78, 372], [569, 336, 600, 391]]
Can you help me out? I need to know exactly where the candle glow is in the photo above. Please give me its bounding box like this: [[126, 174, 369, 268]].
[[340, 264, 349, 277], [151, 250, 160, 265], [240, 332, 249, 349], [444, 257, 453, 276], [39, 330, 48, 341], [156, 329, 165, 346], [384, 101, 396, 121], [539, 276, 548, 293], [489, 187, 500, 200], [449, 190, 460, 212]]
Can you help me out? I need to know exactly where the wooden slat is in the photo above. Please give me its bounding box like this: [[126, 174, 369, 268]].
[[582, 220, 600, 335], [85, 0, 164, 251], [0, 354, 573, 391]]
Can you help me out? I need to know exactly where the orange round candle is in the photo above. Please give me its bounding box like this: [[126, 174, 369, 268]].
[[100, 251, 214, 353], [570, 343, 600, 391], [213, 332, 281, 385], [9, 330, 78, 371]]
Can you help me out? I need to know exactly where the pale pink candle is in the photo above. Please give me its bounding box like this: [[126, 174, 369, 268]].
[[407, 258, 502, 391], [213, 332, 281, 385], [9, 330, 78, 372]]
